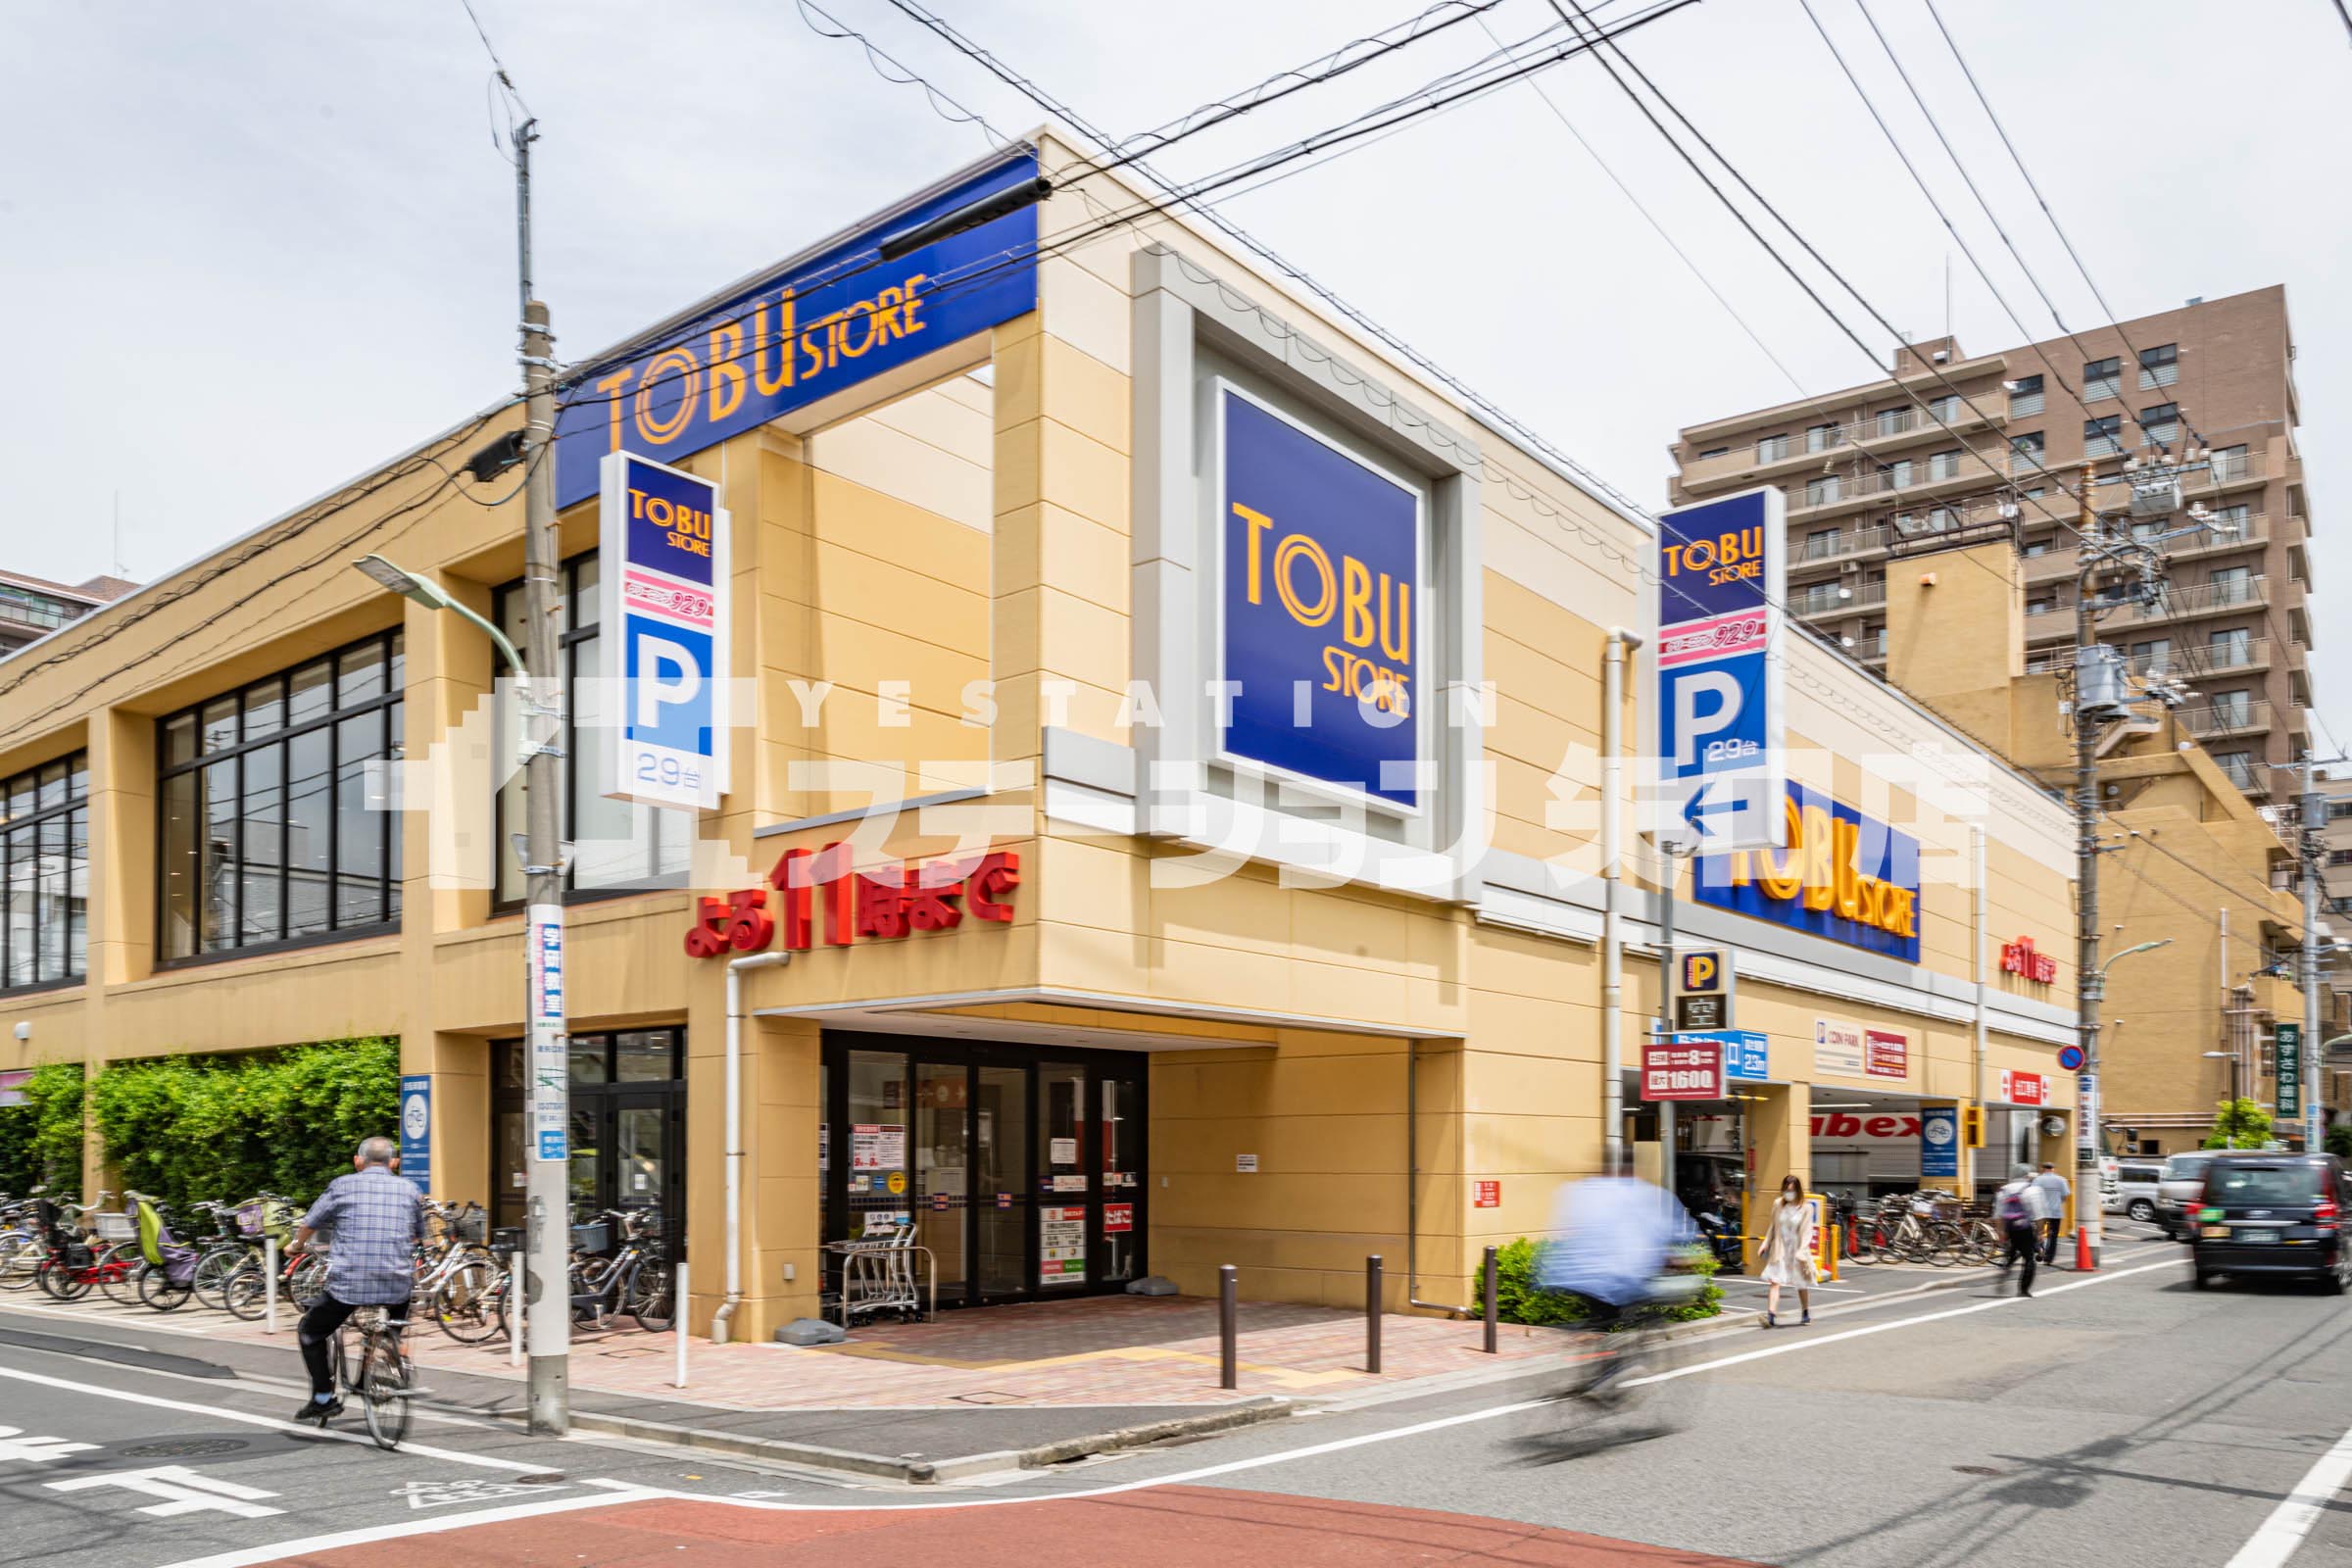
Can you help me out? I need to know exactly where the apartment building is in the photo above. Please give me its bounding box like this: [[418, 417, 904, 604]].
[[0, 569, 136, 656], [1670, 287, 2315, 801]]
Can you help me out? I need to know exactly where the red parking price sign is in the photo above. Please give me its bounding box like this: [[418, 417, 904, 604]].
[[1642, 1039, 1724, 1101]]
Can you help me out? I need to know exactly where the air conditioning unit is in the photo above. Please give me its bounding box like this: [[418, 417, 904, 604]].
[[2130, 477, 2183, 518]]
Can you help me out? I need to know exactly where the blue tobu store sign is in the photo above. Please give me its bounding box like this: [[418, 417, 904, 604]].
[[1691, 782, 1923, 963], [1218, 386, 1423, 808], [553, 152, 1043, 511]]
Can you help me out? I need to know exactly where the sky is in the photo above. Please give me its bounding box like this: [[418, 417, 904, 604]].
[[2, 0, 2346, 743]]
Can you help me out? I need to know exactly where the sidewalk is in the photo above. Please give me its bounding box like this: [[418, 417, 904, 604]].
[[0, 1286, 1617, 1480]]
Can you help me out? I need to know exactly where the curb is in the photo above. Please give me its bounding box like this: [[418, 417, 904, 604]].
[[564, 1396, 1295, 1485]]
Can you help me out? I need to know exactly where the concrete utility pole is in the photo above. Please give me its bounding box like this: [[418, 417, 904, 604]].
[[513, 119, 572, 1437], [2071, 464, 2107, 1271], [2301, 758, 2327, 1152]]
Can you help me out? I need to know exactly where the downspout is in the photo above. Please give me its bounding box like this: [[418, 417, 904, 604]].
[[1603, 627, 1642, 1172], [1972, 826, 1987, 1193], [712, 951, 792, 1345]]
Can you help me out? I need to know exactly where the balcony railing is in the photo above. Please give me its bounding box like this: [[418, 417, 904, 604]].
[[1793, 524, 1891, 564], [2180, 701, 2274, 739], [1792, 582, 1885, 617], [2185, 451, 2263, 489], [2135, 575, 2268, 620]]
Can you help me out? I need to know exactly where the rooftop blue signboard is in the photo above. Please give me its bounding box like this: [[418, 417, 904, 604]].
[[553, 152, 1043, 511]]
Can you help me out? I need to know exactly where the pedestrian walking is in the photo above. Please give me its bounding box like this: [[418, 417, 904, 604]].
[[1756, 1174, 1817, 1329], [2032, 1161, 2070, 1264], [1995, 1165, 2038, 1298]]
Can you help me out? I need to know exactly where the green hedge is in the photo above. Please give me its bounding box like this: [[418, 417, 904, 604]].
[[88, 1038, 400, 1209], [0, 1063, 87, 1195], [1474, 1236, 1723, 1327]]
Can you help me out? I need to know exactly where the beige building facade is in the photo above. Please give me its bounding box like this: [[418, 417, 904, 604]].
[[1671, 288, 2316, 803], [0, 137, 2081, 1341]]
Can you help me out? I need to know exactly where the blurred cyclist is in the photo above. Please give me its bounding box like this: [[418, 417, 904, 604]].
[[1538, 1152, 1698, 1384]]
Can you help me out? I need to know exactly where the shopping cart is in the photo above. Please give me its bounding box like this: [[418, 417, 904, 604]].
[[822, 1225, 936, 1329]]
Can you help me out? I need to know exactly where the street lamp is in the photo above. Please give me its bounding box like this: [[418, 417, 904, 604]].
[[2098, 940, 2173, 977], [351, 551, 569, 1432], [352, 556, 523, 673]]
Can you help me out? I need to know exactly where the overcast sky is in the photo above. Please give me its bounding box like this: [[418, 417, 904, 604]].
[[4, 0, 2345, 744]]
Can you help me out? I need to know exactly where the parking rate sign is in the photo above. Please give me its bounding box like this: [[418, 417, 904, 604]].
[[600, 451, 729, 810], [1652, 488, 1786, 852]]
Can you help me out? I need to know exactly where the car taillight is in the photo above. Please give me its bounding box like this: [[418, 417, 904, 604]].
[[2316, 1200, 2339, 1224]]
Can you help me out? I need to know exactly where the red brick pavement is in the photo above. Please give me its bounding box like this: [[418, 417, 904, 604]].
[[278, 1488, 1771, 1566]]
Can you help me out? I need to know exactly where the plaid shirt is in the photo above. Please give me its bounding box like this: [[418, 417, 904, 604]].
[[303, 1167, 423, 1305]]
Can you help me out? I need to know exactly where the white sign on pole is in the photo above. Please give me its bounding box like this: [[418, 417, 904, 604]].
[[527, 903, 566, 1162], [1647, 487, 1787, 852], [599, 450, 730, 810]]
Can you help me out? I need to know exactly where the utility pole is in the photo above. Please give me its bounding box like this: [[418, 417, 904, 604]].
[[513, 119, 571, 1437], [2301, 756, 2327, 1153], [2071, 462, 2107, 1271]]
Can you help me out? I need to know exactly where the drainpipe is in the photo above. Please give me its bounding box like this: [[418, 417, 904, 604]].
[[712, 951, 792, 1345], [1972, 825, 1987, 1194], [1602, 627, 1642, 1173]]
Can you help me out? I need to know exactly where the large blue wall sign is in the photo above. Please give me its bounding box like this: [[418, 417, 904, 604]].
[[553, 152, 1044, 511], [1692, 782, 1924, 963], [1218, 387, 1424, 808]]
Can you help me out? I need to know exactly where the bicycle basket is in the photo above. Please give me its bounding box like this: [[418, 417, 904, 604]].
[[235, 1202, 266, 1238], [490, 1226, 523, 1258], [569, 1221, 612, 1256], [94, 1211, 135, 1243], [454, 1208, 487, 1244]]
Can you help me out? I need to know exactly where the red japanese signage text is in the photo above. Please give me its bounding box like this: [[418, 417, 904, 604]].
[[1999, 936, 2057, 985], [686, 843, 1019, 957]]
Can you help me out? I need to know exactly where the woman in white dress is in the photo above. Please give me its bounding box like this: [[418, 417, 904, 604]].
[[1757, 1174, 1817, 1329]]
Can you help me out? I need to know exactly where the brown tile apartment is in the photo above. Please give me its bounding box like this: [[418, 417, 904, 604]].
[[1669, 286, 2315, 802]]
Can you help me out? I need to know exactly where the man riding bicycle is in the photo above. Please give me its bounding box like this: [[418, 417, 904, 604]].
[[291, 1136, 423, 1424], [1538, 1153, 1698, 1388]]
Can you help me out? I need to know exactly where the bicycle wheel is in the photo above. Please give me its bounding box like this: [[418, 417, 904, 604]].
[[291, 1254, 330, 1309], [434, 1257, 504, 1345], [39, 1256, 90, 1300], [627, 1259, 674, 1332], [361, 1340, 414, 1450], [191, 1246, 245, 1309], [0, 1234, 42, 1291], [220, 1261, 269, 1321], [97, 1246, 147, 1306], [139, 1262, 194, 1312], [1922, 1222, 1963, 1266]]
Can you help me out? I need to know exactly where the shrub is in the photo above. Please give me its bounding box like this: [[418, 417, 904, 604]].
[[1474, 1235, 1723, 1327], [2201, 1098, 2274, 1152], [2328, 1124, 2352, 1161], [89, 1038, 399, 1209], [0, 1062, 87, 1194]]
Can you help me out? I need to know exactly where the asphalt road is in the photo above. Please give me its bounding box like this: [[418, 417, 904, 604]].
[[4, 1224, 2348, 1567]]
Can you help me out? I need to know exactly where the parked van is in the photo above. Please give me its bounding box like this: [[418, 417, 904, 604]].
[[2155, 1152, 2218, 1239], [2104, 1159, 2165, 1222]]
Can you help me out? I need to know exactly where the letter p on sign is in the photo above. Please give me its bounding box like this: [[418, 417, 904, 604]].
[[624, 615, 715, 755], [1670, 666, 1740, 769]]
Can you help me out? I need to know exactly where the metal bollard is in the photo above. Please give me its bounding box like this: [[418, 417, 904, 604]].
[[264, 1238, 279, 1335], [1482, 1245, 1498, 1354], [671, 1260, 689, 1390], [1365, 1254, 1383, 1374], [508, 1250, 525, 1369], [1218, 1264, 1238, 1391]]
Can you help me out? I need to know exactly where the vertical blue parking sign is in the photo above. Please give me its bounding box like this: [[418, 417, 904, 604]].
[[1653, 489, 1786, 851], [398, 1074, 431, 1195], [600, 451, 729, 810], [1920, 1105, 1960, 1180]]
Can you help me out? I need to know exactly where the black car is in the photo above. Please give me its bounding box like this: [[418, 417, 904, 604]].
[[2188, 1152, 2350, 1294]]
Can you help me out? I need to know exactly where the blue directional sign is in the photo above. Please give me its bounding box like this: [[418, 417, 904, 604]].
[[1651, 489, 1786, 851], [1680, 1029, 1770, 1082]]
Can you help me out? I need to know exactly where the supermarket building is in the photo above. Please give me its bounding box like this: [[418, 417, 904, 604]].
[[0, 137, 2081, 1338]]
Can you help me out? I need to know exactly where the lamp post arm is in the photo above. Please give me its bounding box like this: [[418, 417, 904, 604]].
[[441, 598, 526, 676]]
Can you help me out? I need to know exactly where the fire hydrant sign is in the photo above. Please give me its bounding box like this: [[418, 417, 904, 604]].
[[1642, 1039, 1724, 1101], [599, 450, 730, 810]]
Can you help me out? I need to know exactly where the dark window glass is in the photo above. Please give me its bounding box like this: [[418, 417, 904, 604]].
[[156, 632, 402, 960], [615, 1030, 678, 1082], [0, 752, 90, 991]]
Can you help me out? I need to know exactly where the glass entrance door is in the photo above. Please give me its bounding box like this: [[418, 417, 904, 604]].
[[912, 1061, 970, 1299], [821, 1034, 1147, 1308], [974, 1064, 1029, 1299]]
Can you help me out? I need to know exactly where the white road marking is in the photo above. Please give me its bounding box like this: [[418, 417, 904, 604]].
[[0, 1363, 552, 1474], [48, 1465, 282, 1519], [0, 1423, 99, 1462], [148, 1490, 664, 1568], [2225, 1416, 2352, 1568]]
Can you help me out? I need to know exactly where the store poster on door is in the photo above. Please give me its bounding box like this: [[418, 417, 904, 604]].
[[851, 1124, 906, 1171], [1040, 1205, 1088, 1283], [1103, 1202, 1134, 1235], [1864, 1028, 1908, 1079]]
